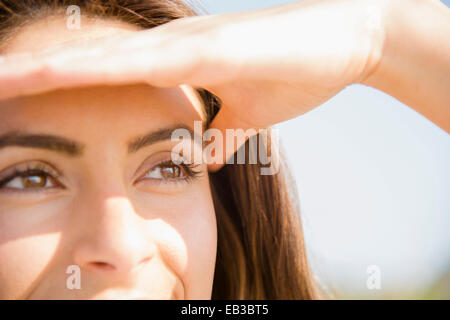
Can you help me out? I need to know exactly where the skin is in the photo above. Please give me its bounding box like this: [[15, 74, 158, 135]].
[[0, 0, 447, 172], [0, 0, 448, 300], [0, 17, 216, 299]]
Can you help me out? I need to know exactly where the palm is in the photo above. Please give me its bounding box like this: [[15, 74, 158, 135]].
[[206, 78, 346, 130]]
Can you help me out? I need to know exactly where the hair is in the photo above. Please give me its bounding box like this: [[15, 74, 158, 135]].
[[0, 0, 321, 299]]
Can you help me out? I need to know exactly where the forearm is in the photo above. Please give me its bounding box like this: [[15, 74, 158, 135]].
[[360, 0, 450, 133]]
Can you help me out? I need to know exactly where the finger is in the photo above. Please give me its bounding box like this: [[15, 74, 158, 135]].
[[0, 42, 147, 100], [0, 16, 237, 100]]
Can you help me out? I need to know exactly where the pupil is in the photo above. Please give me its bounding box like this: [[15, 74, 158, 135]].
[[162, 165, 181, 179], [23, 175, 46, 188]]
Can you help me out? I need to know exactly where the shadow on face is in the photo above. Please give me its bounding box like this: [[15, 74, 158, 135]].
[[0, 15, 217, 300]]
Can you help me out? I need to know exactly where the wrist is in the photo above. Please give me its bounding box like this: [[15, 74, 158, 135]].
[[354, 0, 392, 85], [358, 0, 450, 133], [359, 0, 450, 88]]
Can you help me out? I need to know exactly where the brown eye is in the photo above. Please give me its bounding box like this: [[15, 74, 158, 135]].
[[1, 171, 57, 190], [160, 165, 182, 179], [145, 162, 185, 180], [22, 174, 47, 188], [137, 159, 202, 190]]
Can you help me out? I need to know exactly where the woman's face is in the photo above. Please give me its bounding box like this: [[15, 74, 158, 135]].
[[0, 16, 217, 299]]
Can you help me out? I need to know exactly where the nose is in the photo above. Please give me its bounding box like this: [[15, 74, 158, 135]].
[[72, 196, 156, 278]]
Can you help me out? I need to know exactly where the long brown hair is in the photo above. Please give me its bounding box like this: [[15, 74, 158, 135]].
[[0, 0, 320, 299]]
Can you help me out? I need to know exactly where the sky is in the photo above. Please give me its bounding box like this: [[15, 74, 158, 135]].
[[196, 0, 450, 298]]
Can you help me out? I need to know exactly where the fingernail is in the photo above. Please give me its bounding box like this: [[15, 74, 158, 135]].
[[0, 55, 4, 64]]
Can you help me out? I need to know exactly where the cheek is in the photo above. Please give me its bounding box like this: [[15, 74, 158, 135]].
[[174, 201, 217, 299], [138, 183, 217, 299], [0, 200, 67, 299], [0, 231, 61, 299]]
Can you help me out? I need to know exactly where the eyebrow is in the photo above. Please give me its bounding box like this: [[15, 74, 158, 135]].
[[0, 131, 84, 157], [127, 124, 199, 153], [0, 124, 199, 157]]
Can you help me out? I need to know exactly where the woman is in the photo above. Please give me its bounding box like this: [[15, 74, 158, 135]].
[[0, 0, 448, 299]]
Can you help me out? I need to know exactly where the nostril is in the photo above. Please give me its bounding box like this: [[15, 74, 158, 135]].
[[89, 261, 115, 271]]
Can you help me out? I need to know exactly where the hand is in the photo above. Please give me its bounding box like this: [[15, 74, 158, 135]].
[[0, 0, 389, 169]]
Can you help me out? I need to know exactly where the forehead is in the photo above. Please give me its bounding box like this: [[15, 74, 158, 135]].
[[0, 84, 203, 137], [2, 14, 140, 54]]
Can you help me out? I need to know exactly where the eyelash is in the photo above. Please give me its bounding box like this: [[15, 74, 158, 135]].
[[0, 162, 63, 190], [142, 159, 203, 183], [0, 159, 203, 192]]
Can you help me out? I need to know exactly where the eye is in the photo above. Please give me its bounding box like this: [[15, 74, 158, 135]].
[[142, 160, 201, 181], [146, 163, 183, 179], [0, 163, 62, 191]]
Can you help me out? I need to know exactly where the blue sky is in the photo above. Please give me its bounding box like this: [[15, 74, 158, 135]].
[[197, 0, 450, 297]]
